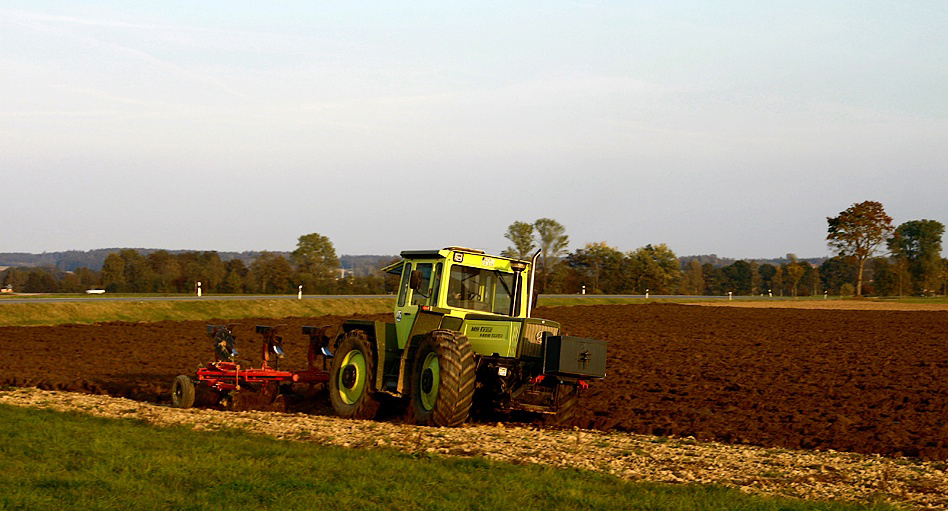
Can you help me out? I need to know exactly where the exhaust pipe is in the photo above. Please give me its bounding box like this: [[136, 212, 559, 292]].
[[527, 249, 541, 318]]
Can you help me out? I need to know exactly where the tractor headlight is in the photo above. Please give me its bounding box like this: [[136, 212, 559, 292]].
[[497, 367, 508, 377]]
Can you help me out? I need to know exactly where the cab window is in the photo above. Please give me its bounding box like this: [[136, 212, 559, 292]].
[[492, 272, 514, 315], [396, 262, 411, 307], [430, 262, 443, 306], [411, 263, 434, 306], [447, 265, 515, 315]]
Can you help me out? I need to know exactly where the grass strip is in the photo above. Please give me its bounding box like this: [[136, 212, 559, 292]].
[[2, 295, 946, 327], [0, 404, 902, 511], [0, 297, 395, 327]]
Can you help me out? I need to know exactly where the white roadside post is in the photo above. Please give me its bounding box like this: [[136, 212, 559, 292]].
[[298, 285, 303, 300], [728, 291, 733, 301], [581, 285, 586, 295], [645, 288, 649, 300], [197, 281, 202, 298]]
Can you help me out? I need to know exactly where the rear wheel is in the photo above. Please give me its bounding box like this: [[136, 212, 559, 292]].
[[410, 330, 476, 427], [329, 330, 380, 420], [171, 375, 195, 408]]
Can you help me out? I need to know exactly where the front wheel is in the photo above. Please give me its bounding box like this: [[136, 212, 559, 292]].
[[410, 330, 476, 427], [328, 330, 380, 420]]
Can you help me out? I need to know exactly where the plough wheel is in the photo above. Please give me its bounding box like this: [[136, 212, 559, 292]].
[[328, 330, 380, 420], [171, 375, 195, 408]]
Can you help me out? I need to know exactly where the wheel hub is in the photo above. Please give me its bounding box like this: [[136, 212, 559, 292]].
[[421, 367, 434, 394], [341, 364, 357, 389], [418, 352, 440, 411]]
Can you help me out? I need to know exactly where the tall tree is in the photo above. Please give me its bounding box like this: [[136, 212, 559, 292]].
[[101, 253, 126, 292], [720, 260, 753, 295], [199, 251, 226, 293], [292, 233, 339, 277], [888, 219, 944, 295], [118, 249, 154, 293], [749, 261, 762, 295], [800, 262, 821, 296], [701, 263, 724, 295], [566, 242, 624, 293], [771, 266, 785, 296], [625, 244, 681, 294], [533, 218, 569, 293], [147, 250, 180, 293], [221, 259, 250, 294], [784, 255, 805, 298], [679, 259, 706, 295], [826, 201, 894, 296], [251, 252, 293, 294], [500, 221, 536, 260], [292, 233, 339, 294]]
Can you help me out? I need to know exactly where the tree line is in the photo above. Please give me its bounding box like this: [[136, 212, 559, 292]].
[[503, 205, 946, 297], [2, 202, 945, 296], [1, 234, 395, 295]]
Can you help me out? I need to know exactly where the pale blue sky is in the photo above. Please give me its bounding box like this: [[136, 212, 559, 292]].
[[2, 1, 945, 258]]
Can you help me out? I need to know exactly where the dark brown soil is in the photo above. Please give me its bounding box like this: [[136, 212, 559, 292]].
[[2, 304, 946, 459]]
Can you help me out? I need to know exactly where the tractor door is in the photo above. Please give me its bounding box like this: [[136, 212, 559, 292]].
[[393, 261, 442, 349]]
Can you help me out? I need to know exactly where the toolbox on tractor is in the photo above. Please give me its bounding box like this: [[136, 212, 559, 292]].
[[542, 335, 608, 379]]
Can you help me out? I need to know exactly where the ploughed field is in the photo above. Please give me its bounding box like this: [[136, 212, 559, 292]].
[[1, 303, 946, 460]]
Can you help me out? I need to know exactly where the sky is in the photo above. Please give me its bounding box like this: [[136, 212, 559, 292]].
[[2, 1, 946, 259]]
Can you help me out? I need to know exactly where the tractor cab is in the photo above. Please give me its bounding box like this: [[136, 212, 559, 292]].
[[382, 247, 534, 354]]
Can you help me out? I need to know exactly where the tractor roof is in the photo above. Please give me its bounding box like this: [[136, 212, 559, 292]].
[[380, 247, 527, 274], [399, 246, 484, 259]]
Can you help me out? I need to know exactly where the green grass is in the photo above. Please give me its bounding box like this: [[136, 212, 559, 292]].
[[0, 404, 902, 511], [0, 296, 396, 327]]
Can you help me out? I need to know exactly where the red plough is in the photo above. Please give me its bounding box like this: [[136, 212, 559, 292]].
[[171, 324, 333, 411]]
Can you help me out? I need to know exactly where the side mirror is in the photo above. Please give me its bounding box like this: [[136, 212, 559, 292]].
[[409, 270, 423, 290]]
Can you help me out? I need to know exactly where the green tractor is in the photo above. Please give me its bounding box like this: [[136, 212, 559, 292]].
[[328, 247, 607, 427]]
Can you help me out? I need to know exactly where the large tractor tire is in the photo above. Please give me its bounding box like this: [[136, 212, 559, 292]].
[[329, 330, 381, 420], [410, 330, 476, 427], [171, 375, 196, 408]]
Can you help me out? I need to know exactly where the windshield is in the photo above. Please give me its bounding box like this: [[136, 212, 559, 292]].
[[446, 265, 515, 315]]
